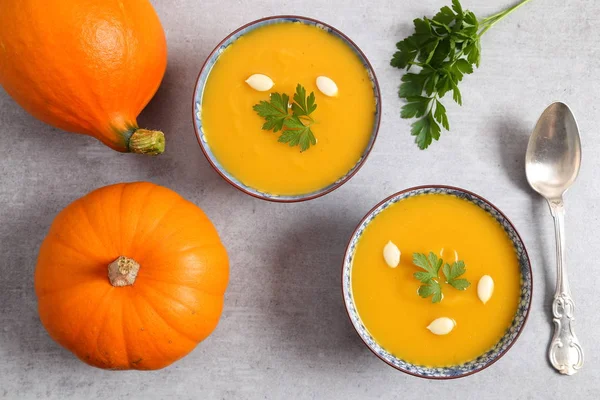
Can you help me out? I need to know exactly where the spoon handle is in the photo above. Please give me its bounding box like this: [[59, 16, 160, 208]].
[[548, 200, 584, 375]]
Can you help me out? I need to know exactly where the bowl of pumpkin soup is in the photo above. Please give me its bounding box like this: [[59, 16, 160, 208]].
[[342, 186, 532, 379], [193, 16, 380, 202]]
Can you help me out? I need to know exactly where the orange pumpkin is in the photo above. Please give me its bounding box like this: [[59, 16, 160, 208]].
[[35, 182, 229, 370], [0, 0, 167, 155]]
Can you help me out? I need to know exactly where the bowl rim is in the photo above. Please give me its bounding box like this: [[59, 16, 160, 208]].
[[191, 15, 382, 203], [341, 184, 533, 380]]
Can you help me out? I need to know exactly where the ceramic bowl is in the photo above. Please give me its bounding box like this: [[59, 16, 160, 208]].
[[342, 185, 533, 379], [192, 16, 381, 202]]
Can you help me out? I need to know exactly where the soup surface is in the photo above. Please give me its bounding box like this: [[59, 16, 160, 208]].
[[201, 22, 376, 196], [351, 193, 521, 367]]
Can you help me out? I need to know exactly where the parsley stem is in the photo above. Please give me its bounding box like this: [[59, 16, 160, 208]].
[[426, 95, 436, 114], [478, 0, 533, 37], [298, 115, 315, 125]]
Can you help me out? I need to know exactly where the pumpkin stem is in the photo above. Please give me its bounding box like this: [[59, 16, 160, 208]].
[[108, 256, 140, 287], [128, 129, 165, 155]]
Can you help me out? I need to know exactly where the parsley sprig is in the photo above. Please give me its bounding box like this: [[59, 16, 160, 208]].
[[253, 84, 317, 152], [413, 253, 444, 303], [391, 0, 533, 149], [413, 252, 471, 303]]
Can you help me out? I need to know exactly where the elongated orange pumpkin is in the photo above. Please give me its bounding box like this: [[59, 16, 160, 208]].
[[35, 182, 229, 370], [0, 0, 167, 155]]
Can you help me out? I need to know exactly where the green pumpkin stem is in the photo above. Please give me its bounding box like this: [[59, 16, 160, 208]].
[[128, 129, 165, 155]]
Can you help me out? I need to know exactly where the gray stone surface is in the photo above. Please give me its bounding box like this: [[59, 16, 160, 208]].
[[0, 0, 598, 398]]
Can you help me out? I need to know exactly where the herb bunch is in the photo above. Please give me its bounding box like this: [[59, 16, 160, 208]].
[[253, 84, 317, 152], [413, 252, 470, 303], [391, 0, 532, 149]]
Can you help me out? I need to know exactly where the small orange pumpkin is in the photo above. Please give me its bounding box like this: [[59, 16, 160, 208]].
[[0, 0, 167, 155], [35, 182, 229, 370]]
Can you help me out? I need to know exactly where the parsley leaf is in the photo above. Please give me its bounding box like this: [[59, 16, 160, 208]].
[[391, 0, 533, 149], [411, 114, 440, 150], [399, 73, 426, 97], [279, 116, 316, 152], [442, 260, 471, 290], [253, 84, 318, 152], [418, 280, 443, 304], [412, 251, 471, 303], [413, 252, 444, 303], [292, 84, 317, 117], [433, 100, 449, 130], [413, 252, 443, 282], [401, 96, 430, 119], [253, 93, 290, 132], [452, 0, 464, 16]]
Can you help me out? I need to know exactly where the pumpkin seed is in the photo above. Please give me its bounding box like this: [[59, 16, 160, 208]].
[[245, 74, 274, 91], [477, 275, 494, 304], [316, 76, 338, 97], [383, 240, 401, 268], [427, 317, 456, 335]]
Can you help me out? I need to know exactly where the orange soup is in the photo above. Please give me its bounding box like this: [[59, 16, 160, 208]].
[[201, 22, 376, 196], [351, 193, 521, 367]]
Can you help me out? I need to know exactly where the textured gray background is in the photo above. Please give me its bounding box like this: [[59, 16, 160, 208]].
[[0, 0, 598, 398]]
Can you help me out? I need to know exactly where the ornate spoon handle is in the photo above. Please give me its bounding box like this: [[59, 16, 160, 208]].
[[548, 200, 583, 375]]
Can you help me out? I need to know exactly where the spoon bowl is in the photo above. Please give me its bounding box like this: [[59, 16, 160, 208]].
[[525, 102, 582, 200]]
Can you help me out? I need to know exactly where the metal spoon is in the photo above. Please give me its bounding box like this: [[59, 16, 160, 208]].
[[525, 102, 584, 375]]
